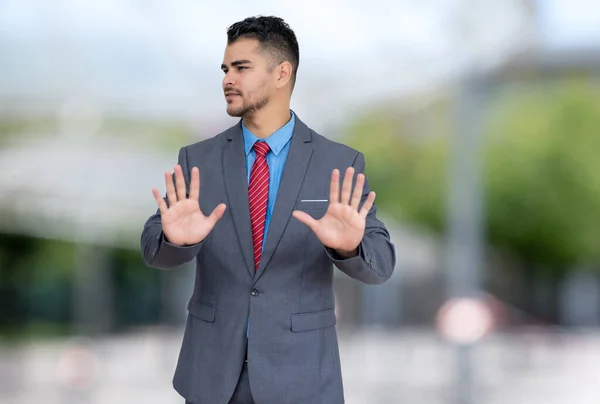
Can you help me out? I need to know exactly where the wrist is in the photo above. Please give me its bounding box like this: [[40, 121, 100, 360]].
[[335, 247, 359, 258]]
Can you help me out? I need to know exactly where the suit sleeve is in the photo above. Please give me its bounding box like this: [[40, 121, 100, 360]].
[[140, 146, 205, 270], [324, 152, 396, 285]]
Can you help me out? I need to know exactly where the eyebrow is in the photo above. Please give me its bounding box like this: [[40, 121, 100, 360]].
[[221, 60, 252, 70]]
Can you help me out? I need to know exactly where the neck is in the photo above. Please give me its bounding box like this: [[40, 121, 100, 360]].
[[242, 99, 291, 139]]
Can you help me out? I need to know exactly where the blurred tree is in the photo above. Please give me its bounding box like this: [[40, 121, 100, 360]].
[[0, 234, 42, 331], [111, 247, 162, 331], [341, 104, 449, 232], [0, 233, 164, 336], [343, 100, 449, 233], [343, 78, 600, 276], [485, 78, 600, 271], [0, 117, 193, 151], [0, 234, 75, 336]]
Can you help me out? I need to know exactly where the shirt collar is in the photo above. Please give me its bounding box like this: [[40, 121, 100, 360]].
[[242, 111, 295, 156]]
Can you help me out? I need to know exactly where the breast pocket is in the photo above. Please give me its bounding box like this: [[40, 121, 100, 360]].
[[294, 200, 329, 218]]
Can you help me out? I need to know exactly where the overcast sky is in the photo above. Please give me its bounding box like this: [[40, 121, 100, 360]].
[[536, 0, 600, 49], [0, 0, 598, 129]]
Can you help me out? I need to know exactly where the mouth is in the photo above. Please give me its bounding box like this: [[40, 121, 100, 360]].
[[225, 92, 240, 102]]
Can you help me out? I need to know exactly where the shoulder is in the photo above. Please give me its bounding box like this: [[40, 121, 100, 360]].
[[304, 123, 362, 163]]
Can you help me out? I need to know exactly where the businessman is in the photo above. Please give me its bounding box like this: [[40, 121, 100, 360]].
[[140, 15, 396, 404]]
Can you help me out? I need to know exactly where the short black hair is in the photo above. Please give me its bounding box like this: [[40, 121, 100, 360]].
[[227, 16, 300, 89]]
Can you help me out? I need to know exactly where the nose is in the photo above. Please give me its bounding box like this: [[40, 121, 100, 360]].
[[223, 71, 235, 88]]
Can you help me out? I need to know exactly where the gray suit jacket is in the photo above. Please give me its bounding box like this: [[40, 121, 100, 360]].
[[140, 115, 396, 404]]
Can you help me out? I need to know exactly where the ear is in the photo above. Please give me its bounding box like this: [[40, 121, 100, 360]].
[[275, 61, 293, 89]]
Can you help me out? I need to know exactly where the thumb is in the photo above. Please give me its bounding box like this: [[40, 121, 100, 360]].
[[207, 203, 227, 225], [292, 210, 318, 231]]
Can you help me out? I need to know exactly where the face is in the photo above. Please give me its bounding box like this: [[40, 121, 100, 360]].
[[221, 39, 276, 118]]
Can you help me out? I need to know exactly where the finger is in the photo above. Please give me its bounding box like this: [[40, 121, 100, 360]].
[[359, 191, 376, 219], [350, 173, 365, 210], [329, 169, 340, 204], [340, 167, 354, 205], [174, 165, 187, 201], [189, 167, 200, 201], [207, 203, 227, 225], [292, 210, 319, 231], [165, 170, 177, 207], [152, 187, 168, 215]]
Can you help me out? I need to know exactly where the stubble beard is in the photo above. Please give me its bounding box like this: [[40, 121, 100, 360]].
[[227, 93, 270, 118]]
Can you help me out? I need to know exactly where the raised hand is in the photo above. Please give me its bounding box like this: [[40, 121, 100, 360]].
[[151, 165, 226, 246], [292, 167, 375, 255]]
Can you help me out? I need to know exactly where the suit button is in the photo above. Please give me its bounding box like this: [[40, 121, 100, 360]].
[[251, 288, 260, 297]]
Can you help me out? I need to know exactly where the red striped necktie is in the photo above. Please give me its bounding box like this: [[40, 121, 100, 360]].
[[248, 141, 270, 270]]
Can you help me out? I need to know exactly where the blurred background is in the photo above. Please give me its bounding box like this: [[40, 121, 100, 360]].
[[1, 0, 600, 403]]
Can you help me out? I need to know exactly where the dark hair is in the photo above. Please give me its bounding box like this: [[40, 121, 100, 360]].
[[227, 16, 300, 89]]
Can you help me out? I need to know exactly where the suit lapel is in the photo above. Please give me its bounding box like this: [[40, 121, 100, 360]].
[[222, 122, 255, 279], [254, 118, 313, 282]]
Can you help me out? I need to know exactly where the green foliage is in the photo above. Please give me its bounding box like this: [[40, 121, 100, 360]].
[[484, 79, 600, 268], [0, 235, 163, 335], [100, 118, 195, 149], [111, 248, 163, 329], [342, 78, 600, 272], [0, 116, 194, 150], [342, 110, 448, 232], [0, 235, 75, 334]]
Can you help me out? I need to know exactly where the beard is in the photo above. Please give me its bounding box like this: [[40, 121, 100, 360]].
[[226, 92, 270, 118]]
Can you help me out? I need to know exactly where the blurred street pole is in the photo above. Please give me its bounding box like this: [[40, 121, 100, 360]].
[[445, 74, 487, 404], [443, 3, 493, 402]]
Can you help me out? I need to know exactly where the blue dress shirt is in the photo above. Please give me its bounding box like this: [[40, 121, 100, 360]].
[[243, 111, 295, 338], [242, 111, 295, 247]]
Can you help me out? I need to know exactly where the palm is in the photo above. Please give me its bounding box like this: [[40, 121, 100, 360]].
[[293, 167, 375, 253], [315, 205, 365, 250], [152, 165, 226, 246], [161, 200, 212, 246]]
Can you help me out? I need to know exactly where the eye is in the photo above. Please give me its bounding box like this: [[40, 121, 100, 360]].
[[238, 66, 248, 71]]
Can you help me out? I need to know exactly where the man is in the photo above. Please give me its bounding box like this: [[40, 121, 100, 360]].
[[140, 16, 395, 404]]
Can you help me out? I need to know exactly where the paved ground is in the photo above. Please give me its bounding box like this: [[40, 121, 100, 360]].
[[1, 327, 599, 404]]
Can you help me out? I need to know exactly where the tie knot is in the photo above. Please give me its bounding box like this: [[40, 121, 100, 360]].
[[253, 141, 270, 157]]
